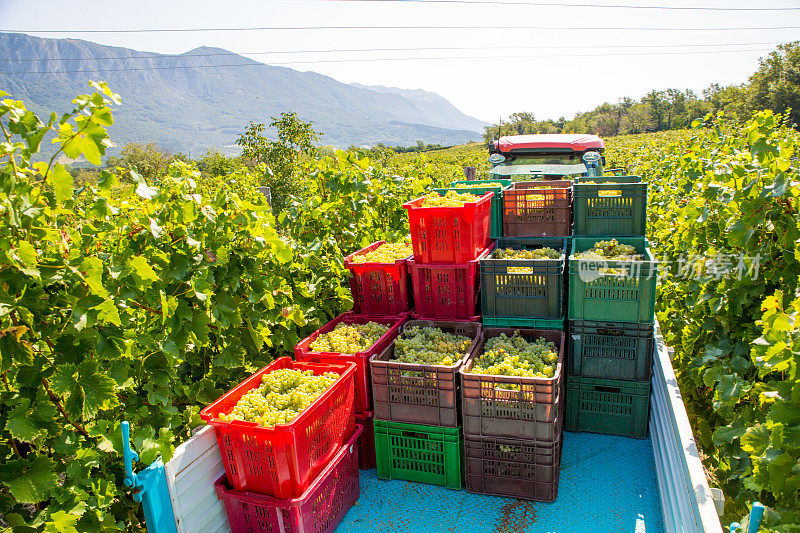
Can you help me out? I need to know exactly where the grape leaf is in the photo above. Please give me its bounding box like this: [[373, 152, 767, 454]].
[[126, 255, 159, 290], [741, 424, 771, 456], [44, 510, 79, 533], [93, 300, 121, 327], [16, 241, 37, 268], [717, 375, 752, 405], [80, 257, 109, 298], [3, 456, 58, 503], [5, 396, 55, 443], [50, 163, 73, 205], [78, 360, 119, 417]]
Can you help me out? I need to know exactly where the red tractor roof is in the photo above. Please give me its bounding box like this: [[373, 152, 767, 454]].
[[495, 134, 605, 153]]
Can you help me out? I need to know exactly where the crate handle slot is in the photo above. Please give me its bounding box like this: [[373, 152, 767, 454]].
[[595, 385, 622, 394], [572, 334, 582, 374], [401, 430, 430, 440], [493, 385, 522, 393]]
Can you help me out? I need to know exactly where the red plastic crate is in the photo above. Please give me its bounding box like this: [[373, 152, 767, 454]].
[[403, 191, 493, 264], [409, 243, 496, 320], [200, 357, 356, 498], [344, 241, 413, 316], [356, 411, 376, 470], [295, 312, 407, 413], [215, 426, 362, 533]]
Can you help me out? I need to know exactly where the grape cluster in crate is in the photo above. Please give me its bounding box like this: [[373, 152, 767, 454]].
[[197, 159, 657, 531]]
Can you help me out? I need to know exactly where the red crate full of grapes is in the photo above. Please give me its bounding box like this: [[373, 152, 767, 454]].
[[200, 357, 356, 498]]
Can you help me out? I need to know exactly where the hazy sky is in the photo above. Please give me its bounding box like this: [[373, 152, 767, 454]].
[[1, 0, 798, 123]]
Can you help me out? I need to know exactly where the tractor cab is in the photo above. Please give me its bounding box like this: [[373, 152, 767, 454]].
[[488, 133, 605, 180]]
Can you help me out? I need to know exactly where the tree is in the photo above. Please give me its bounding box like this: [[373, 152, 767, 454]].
[[619, 103, 657, 134], [236, 112, 321, 212], [105, 142, 173, 180], [642, 90, 667, 131], [749, 41, 800, 126], [197, 149, 242, 177], [704, 83, 752, 123]]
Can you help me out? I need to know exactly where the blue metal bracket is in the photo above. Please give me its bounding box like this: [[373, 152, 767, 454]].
[[121, 421, 178, 533], [728, 501, 765, 533]]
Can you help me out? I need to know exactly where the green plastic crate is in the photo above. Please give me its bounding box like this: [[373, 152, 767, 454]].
[[565, 375, 650, 438], [605, 168, 626, 177], [568, 237, 656, 323], [374, 419, 463, 489], [482, 316, 565, 330], [481, 237, 568, 321], [433, 179, 510, 239], [573, 176, 647, 236], [568, 320, 654, 381]]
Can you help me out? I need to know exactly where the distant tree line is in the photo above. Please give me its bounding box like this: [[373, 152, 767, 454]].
[[371, 140, 452, 153], [483, 42, 800, 141]]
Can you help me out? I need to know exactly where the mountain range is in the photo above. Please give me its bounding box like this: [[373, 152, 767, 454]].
[[0, 32, 486, 156]]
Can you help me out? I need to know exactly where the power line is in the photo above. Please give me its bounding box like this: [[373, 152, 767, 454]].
[[0, 41, 785, 62], [1, 47, 774, 75], [1, 24, 799, 33], [313, 0, 800, 11]]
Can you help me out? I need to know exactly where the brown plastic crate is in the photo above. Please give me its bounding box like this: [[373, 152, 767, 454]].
[[370, 320, 482, 427], [502, 180, 572, 238], [464, 432, 562, 502], [460, 328, 565, 439]]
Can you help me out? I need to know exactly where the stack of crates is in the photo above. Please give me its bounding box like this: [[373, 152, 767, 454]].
[[201, 357, 362, 533], [459, 327, 566, 501], [363, 192, 495, 489], [370, 319, 482, 489], [295, 240, 421, 471], [403, 190, 495, 320], [443, 178, 572, 502], [295, 311, 408, 469], [565, 176, 655, 438]]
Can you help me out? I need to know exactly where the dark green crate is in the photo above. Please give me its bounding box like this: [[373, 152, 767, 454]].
[[568, 237, 656, 323], [481, 238, 568, 321], [573, 176, 647, 236], [565, 375, 650, 438], [568, 320, 654, 381], [482, 316, 565, 330], [374, 419, 463, 489], [433, 180, 510, 240]]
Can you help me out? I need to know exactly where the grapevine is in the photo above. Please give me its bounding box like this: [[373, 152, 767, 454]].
[[309, 322, 389, 353], [219, 369, 339, 427]]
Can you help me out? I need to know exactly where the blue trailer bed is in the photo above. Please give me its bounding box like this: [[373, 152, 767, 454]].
[[341, 431, 663, 532], [125, 321, 728, 533]]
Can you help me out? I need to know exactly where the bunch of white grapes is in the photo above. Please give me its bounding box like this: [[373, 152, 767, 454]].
[[574, 238, 643, 261], [392, 326, 473, 366], [495, 247, 561, 260], [309, 322, 389, 353], [420, 190, 479, 208], [351, 243, 413, 264], [219, 368, 340, 427], [454, 182, 503, 188], [468, 331, 558, 379]]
